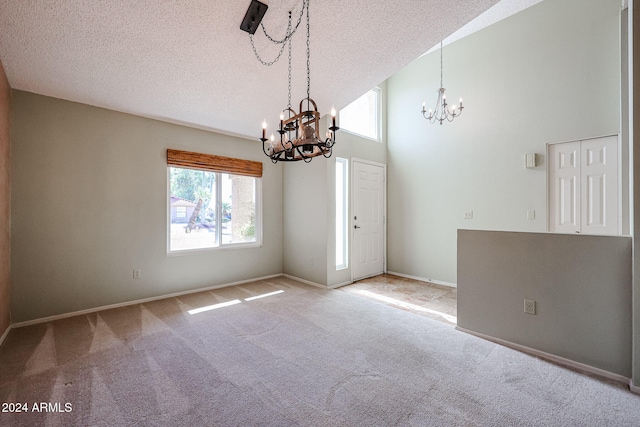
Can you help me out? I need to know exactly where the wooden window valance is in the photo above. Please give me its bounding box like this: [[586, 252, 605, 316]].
[[167, 149, 263, 178]]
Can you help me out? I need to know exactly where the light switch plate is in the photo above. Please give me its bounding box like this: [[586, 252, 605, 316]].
[[525, 153, 537, 168]]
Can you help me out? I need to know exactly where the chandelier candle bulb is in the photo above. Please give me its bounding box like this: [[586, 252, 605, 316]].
[[262, 120, 267, 139]]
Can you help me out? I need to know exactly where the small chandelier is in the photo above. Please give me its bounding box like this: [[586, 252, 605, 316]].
[[244, 0, 338, 163], [421, 41, 464, 124]]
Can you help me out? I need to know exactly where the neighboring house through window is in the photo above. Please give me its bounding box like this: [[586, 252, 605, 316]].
[[167, 149, 262, 252]]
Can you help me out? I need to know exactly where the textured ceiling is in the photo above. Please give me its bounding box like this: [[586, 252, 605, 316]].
[[0, 0, 506, 140]]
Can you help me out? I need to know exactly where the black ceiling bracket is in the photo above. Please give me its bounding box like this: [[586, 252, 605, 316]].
[[240, 0, 269, 35]]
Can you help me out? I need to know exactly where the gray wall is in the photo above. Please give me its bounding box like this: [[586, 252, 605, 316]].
[[282, 157, 329, 285], [458, 230, 632, 377], [0, 59, 10, 335], [10, 91, 283, 322], [386, 0, 623, 284]]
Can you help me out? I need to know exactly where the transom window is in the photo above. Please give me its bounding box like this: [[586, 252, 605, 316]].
[[167, 149, 262, 252], [339, 87, 381, 141]]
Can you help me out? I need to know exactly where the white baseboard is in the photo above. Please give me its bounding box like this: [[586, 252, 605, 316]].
[[387, 271, 457, 288], [281, 274, 327, 289], [11, 274, 284, 329], [328, 280, 352, 289], [456, 326, 631, 386], [0, 324, 11, 347], [630, 380, 640, 394]]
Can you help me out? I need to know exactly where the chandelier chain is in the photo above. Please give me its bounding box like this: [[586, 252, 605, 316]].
[[306, 0, 310, 101], [287, 21, 292, 109], [440, 41, 444, 88], [250, 32, 287, 66], [261, 4, 305, 44], [249, 2, 305, 66]]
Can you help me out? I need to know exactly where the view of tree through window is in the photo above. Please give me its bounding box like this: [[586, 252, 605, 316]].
[[169, 167, 258, 251]]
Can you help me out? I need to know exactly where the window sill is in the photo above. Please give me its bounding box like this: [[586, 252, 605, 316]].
[[167, 241, 262, 256], [340, 129, 381, 143]]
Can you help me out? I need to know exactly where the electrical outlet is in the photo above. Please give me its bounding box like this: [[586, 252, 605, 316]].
[[524, 299, 536, 315], [133, 269, 141, 279], [463, 210, 473, 220], [527, 210, 535, 220]]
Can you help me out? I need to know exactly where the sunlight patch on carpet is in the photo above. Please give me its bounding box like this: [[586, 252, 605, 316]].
[[355, 289, 457, 324], [244, 290, 284, 301], [188, 299, 242, 315], [188, 290, 285, 315]]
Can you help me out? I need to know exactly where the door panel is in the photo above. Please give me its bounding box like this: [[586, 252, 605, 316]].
[[549, 141, 580, 233], [352, 161, 385, 281], [581, 135, 618, 235]]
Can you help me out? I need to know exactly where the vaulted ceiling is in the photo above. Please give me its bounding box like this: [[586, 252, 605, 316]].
[[0, 0, 506, 139]]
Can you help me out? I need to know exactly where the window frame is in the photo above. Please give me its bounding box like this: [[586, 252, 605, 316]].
[[339, 87, 382, 142], [335, 157, 349, 270], [166, 164, 263, 255]]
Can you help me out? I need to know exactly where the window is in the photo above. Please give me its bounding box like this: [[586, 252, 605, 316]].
[[167, 149, 262, 252], [339, 87, 380, 141], [336, 157, 348, 269]]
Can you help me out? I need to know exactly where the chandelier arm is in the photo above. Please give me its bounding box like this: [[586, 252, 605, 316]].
[[262, 140, 271, 157], [295, 145, 311, 162]]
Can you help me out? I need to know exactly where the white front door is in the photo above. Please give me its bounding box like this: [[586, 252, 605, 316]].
[[548, 135, 619, 235], [352, 160, 385, 281]]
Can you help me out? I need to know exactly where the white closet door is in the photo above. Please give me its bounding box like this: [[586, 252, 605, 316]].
[[548, 136, 620, 235], [549, 141, 581, 233], [581, 135, 619, 235]]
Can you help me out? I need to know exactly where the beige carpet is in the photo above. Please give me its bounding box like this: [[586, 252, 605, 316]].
[[1, 276, 639, 426], [341, 274, 457, 326]]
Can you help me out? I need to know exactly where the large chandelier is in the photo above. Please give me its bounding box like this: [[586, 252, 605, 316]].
[[421, 41, 464, 124], [242, 0, 338, 163]]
